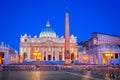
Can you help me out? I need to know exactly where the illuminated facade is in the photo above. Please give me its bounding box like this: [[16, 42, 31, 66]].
[[78, 32, 120, 65], [20, 20, 77, 62], [0, 42, 18, 65]]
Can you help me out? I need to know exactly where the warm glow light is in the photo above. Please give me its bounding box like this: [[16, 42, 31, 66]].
[[32, 40, 34, 42], [33, 52, 37, 56], [37, 40, 40, 42], [105, 50, 113, 57], [44, 40, 46, 42], [37, 56, 41, 59], [83, 55, 88, 61], [48, 52, 51, 55], [71, 47, 74, 52], [33, 51, 41, 62]]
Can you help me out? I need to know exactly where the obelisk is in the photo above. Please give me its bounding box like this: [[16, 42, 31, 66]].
[[64, 10, 71, 65]]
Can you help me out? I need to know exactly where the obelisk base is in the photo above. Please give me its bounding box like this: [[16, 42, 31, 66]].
[[64, 59, 71, 66]]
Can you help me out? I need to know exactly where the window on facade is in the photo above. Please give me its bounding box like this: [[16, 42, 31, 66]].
[[44, 51, 46, 60], [59, 52, 62, 61], [53, 57, 55, 61], [115, 53, 118, 58], [59, 55, 62, 61], [48, 55, 51, 60], [24, 39, 27, 42], [44, 57, 46, 61]]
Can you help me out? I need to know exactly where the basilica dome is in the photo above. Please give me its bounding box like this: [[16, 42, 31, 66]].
[[39, 21, 56, 38]]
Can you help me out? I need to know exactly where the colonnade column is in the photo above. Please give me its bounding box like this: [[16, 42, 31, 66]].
[[46, 48, 48, 61], [51, 47, 53, 61], [27, 47, 31, 61], [55, 47, 58, 61], [75, 48, 78, 60], [42, 48, 44, 61], [20, 47, 23, 63], [88, 55, 90, 64], [98, 51, 103, 65], [62, 47, 64, 61], [93, 54, 97, 64], [4, 51, 9, 65]]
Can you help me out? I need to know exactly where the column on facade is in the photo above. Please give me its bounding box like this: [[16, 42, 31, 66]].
[[98, 50, 103, 65], [58, 47, 60, 61], [88, 55, 90, 64], [62, 47, 64, 61], [9, 54, 11, 64], [54, 47, 56, 61], [38, 47, 41, 61], [93, 54, 97, 64], [55, 47, 59, 61], [24, 47, 27, 60], [27, 47, 31, 61], [20, 47, 23, 62], [51, 47, 53, 61], [74, 48, 77, 60], [41, 47, 44, 61], [4, 51, 9, 65], [46, 47, 48, 61]]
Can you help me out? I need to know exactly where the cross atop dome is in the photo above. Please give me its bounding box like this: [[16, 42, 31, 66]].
[[46, 20, 50, 27]]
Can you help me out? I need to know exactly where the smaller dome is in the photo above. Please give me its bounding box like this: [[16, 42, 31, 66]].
[[40, 21, 56, 38]]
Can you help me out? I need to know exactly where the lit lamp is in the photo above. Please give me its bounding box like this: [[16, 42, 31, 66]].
[[83, 55, 88, 63], [33, 51, 41, 66], [105, 50, 113, 65]]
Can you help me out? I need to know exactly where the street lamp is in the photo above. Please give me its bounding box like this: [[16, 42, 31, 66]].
[[105, 50, 113, 65]]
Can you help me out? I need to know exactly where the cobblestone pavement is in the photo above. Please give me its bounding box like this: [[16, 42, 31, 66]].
[[0, 71, 106, 80]]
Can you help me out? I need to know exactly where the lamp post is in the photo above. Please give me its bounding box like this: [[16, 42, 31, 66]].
[[105, 50, 113, 65]]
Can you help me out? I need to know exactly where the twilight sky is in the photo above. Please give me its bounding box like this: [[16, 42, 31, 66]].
[[0, 0, 120, 51]]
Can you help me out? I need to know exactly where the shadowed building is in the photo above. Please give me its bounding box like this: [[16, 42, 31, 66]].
[[78, 32, 120, 65]]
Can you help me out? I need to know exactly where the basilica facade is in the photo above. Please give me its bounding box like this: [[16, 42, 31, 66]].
[[20, 20, 77, 62]]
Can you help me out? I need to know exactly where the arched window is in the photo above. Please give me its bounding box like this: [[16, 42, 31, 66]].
[[115, 53, 118, 58]]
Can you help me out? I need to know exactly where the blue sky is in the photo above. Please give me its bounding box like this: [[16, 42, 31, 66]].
[[0, 0, 120, 51]]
